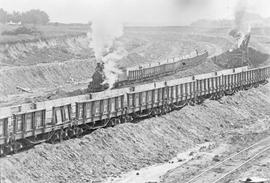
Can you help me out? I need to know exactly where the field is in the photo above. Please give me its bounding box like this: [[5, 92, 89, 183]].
[[0, 23, 89, 43], [1, 24, 270, 183]]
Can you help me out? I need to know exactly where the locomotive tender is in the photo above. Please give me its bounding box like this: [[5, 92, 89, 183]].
[[0, 65, 269, 156]]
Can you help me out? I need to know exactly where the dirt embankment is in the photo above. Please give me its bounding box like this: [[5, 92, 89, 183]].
[[0, 34, 92, 66], [1, 82, 269, 183], [0, 59, 96, 96]]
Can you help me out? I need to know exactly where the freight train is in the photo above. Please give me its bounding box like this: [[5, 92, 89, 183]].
[[88, 50, 208, 92], [0, 65, 269, 156]]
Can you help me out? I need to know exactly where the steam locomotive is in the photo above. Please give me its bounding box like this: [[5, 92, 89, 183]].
[[88, 62, 109, 92]]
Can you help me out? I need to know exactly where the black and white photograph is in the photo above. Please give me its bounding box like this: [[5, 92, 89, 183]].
[[0, 0, 270, 182]]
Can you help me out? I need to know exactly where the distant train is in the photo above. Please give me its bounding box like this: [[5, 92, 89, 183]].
[[0, 65, 269, 156], [88, 50, 208, 92]]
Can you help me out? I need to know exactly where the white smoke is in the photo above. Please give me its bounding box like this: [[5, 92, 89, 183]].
[[229, 0, 251, 48], [88, 0, 127, 88], [102, 47, 127, 88], [89, 17, 124, 61]]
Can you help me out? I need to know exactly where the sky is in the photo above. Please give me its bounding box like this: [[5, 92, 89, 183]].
[[1, 0, 270, 25]]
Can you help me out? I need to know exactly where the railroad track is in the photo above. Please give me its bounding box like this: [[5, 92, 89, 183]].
[[185, 136, 270, 183]]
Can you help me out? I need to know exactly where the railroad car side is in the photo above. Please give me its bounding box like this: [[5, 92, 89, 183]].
[[115, 50, 209, 87], [75, 94, 126, 128], [0, 109, 46, 154]]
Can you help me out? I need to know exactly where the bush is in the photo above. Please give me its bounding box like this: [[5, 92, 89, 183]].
[[21, 9, 49, 25], [0, 9, 49, 25]]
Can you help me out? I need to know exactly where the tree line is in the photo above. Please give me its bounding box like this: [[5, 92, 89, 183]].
[[0, 9, 49, 25]]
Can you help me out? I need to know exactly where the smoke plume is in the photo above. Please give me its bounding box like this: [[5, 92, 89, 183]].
[[88, 0, 127, 88], [230, 0, 251, 48], [102, 47, 127, 88], [89, 17, 124, 61]]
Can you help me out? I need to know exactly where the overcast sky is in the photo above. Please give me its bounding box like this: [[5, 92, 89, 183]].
[[1, 0, 270, 25]]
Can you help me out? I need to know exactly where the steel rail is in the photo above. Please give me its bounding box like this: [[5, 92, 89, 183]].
[[186, 136, 270, 183], [212, 145, 270, 183]]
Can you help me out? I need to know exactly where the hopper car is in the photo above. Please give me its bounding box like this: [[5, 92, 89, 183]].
[[0, 65, 269, 156]]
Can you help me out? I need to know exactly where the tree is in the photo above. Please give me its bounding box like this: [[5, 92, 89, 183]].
[[21, 9, 49, 25], [8, 11, 22, 23], [0, 8, 8, 24]]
